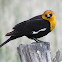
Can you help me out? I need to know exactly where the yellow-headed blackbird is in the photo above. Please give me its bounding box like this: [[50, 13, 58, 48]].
[[0, 10, 57, 47]]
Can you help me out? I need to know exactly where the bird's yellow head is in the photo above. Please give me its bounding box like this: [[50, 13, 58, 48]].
[[42, 10, 57, 31], [42, 10, 55, 21]]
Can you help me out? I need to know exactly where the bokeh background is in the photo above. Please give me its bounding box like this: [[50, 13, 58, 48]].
[[0, 0, 62, 62]]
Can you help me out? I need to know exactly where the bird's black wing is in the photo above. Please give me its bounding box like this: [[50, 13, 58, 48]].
[[25, 18, 50, 35], [11, 15, 50, 36], [13, 15, 42, 30]]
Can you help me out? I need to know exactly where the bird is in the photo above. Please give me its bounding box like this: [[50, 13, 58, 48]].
[[0, 10, 57, 47]]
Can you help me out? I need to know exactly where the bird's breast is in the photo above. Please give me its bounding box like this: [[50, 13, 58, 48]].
[[50, 19, 57, 31]]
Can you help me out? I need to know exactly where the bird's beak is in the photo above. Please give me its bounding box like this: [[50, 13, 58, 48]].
[[47, 14, 50, 18]]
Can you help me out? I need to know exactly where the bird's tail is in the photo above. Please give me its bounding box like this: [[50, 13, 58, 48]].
[[5, 31, 15, 36], [0, 38, 11, 47], [0, 36, 19, 48]]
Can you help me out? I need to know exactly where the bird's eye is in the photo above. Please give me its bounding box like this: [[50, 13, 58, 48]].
[[50, 14, 52, 17], [45, 14, 52, 18], [45, 14, 47, 17]]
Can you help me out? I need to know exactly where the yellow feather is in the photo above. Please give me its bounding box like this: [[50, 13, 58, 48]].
[[42, 10, 57, 31], [50, 19, 57, 31]]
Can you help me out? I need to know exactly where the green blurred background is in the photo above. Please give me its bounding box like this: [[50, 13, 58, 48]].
[[0, 0, 62, 62]]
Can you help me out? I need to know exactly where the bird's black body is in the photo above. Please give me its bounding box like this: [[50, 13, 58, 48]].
[[12, 15, 50, 38], [0, 15, 50, 47]]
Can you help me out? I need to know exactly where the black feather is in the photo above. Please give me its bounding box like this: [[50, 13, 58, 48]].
[[0, 36, 19, 47], [0, 15, 50, 47]]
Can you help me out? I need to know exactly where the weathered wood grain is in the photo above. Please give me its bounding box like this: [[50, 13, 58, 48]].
[[52, 50, 60, 62], [17, 42, 52, 62]]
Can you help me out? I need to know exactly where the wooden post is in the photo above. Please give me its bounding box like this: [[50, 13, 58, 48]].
[[17, 42, 52, 62], [52, 50, 60, 62]]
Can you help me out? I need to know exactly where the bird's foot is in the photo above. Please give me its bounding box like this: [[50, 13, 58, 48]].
[[33, 38, 49, 44], [33, 38, 43, 43]]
